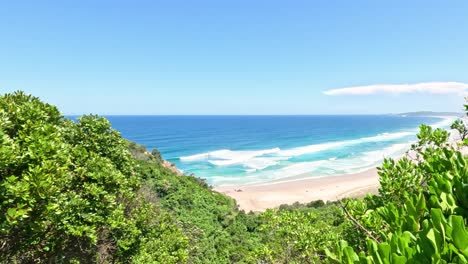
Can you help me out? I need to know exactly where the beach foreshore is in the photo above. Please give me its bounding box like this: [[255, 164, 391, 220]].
[[215, 116, 461, 212], [215, 167, 380, 212]]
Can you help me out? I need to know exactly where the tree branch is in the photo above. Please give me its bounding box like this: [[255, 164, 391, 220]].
[[338, 200, 380, 242]]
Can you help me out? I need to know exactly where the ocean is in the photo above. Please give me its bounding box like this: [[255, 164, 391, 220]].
[[102, 115, 453, 186]]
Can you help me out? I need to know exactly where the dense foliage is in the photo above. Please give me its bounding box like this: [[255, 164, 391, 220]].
[[1, 91, 467, 263], [0, 92, 188, 263], [325, 111, 468, 263]]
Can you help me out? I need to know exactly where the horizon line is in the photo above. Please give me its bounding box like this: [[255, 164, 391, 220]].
[[64, 111, 462, 117]]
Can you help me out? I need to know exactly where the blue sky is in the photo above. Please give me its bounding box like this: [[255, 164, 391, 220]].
[[1, 0, 467, 115]]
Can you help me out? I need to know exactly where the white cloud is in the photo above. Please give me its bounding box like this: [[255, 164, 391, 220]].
[[323, 82, 468, 96]]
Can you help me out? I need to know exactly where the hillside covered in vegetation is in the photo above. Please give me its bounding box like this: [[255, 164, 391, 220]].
[[1, 92, 467, 263]]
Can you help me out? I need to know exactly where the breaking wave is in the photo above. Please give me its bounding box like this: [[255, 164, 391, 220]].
[[178, 117, 454, 186], [179, 130, 415, 170]]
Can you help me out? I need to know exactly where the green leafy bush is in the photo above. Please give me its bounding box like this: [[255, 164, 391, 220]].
[[326, 124, 468, 263], [255, 205, 347, 263], [0, 92, 188, 263]]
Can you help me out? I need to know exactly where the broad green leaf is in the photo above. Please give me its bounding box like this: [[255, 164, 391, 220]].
[[451, 216, 468, 258]]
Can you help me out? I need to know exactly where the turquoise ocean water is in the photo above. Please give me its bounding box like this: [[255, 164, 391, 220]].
[[101, 115, 453, 186]]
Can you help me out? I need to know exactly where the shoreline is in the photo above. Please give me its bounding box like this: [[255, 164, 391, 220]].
[[214, 116, 459, 212], [215, 167, 380, 212]]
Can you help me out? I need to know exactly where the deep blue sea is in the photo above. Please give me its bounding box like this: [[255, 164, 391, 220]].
[[99, 115, 451, 186]]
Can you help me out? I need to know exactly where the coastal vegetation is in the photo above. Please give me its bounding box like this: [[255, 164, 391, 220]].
[[1, 91, 467, 263]]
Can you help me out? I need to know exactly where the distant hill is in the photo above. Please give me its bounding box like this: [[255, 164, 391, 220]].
[[397, 111, 463, 117]]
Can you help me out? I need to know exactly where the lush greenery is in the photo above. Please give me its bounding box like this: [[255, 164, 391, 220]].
[[325, 107, 468, 263], [1, 91, 467, 263]]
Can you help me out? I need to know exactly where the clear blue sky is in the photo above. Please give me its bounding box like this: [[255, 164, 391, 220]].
[[1, 0, 467, 115]]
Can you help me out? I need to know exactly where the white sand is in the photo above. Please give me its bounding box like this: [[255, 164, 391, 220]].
[[215, 168, 379, 212]]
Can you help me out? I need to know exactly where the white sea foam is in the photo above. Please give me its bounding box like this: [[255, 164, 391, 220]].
[[217, 142, 413, 185], [200, 117, 459, 186], [279, 142, 344, 156], [241, 156, 290, 171], [242, 160, 278, 172], [181, 147, 280, 162], [242, 158, 279, 170], [263, 160, 329, 179], [182, 117, 452, 186], [431, 116, 457, 129], [181, 148, 281, 172], [210, 157, 278, 170], [180, 130, 416, 174], [278, 131, 413, 157], [180, 149, 231, 161], [360, 143, 410, 163], [360, 131, 414, 142]]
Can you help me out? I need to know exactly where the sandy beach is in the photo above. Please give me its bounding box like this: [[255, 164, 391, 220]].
[[215, 168, 380, 212], [215, 116, 460, 212]]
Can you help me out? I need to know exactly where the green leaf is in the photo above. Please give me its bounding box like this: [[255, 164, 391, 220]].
[[426, 228, 440, 255], [7, 207, 16, 218], [378, 243, 391, 262], [451, 216, 468, 258], [343, 246, 360, 263], [391, 253, 407, 264]]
